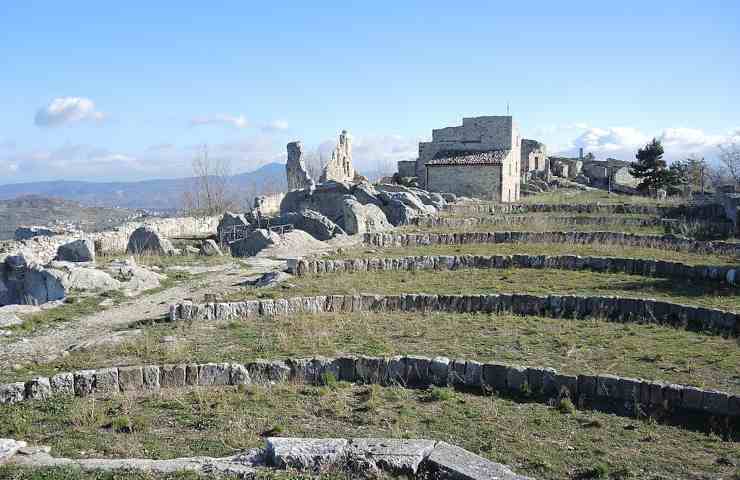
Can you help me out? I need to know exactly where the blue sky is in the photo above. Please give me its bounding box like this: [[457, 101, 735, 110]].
[[1, 0, 738, 183]]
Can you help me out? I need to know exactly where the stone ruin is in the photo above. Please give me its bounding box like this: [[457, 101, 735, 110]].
[[320, 129, 355, 183], [285, 141, 314, 191]]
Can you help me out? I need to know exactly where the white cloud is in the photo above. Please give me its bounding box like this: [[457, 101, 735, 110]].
[[554, 125, 738, 163], [34, 97, 105, 127], [189, 114, 248, 129], [262, 120, 289, 132]]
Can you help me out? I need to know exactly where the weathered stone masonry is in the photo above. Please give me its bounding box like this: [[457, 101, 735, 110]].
[[169, 293, 739, 337], [288, 254, 738, 286], [364, 231, 740, 257], [2, 354, 738, 429]]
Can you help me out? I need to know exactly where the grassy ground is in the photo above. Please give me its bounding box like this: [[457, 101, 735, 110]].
[[0, 384, 738, 480], [3, 308, 738, 394], [97, 252, 234, 269], [229, 268, 740, 312], [327, 242, 739, 267]]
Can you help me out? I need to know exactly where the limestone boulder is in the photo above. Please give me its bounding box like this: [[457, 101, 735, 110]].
[[351, 183, 384, 207], [230, 229, 282, 258], [199, 239, 223, 257], [273, 209, 344, 241], [105, 257, 164, 296], [126, 226, 175, 256], [280, 181, 353, 228], [56, 239, 95, 263], [342, 199, 392, 235]]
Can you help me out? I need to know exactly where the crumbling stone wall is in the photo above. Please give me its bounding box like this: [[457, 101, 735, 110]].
[[3, 351, 738, 426], [364, 231, 740, 256], [288, 254, 738, 286]]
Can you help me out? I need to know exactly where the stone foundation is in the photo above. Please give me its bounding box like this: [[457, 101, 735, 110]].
[[364, 231, 740, 256], [2, 354, 738, 429], [288, 254, 738, 286]]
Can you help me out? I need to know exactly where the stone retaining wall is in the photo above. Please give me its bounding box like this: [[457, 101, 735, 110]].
[[364, 231, 740, 256], [288, 254, 738, 286], [169, 293, 738, 337], [2, 355, 738, 430], [92, 215, 219, 254], [444, 202, 667, 215], [412, 215, 663, 228]]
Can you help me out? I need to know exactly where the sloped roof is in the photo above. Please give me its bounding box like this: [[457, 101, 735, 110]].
[[426, 149, 510, 166]]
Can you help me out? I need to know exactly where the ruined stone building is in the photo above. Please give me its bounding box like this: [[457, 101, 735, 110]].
[[320, 130, 355, 183], [416, 116, 521, 202], [286, 141, 315, 191], [520, 139, 548, 180]]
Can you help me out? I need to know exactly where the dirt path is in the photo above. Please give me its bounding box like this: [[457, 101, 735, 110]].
[[0, 234, 362, 373], [0, 259, 279, 370]]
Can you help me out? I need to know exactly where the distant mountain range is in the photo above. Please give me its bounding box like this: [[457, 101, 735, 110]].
[[0, 162, 287, 210]]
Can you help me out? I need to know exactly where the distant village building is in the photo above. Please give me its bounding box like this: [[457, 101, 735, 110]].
[[520, 139, 548, 180], [416, 116, 522, 202], [582, 158, 639, 190]]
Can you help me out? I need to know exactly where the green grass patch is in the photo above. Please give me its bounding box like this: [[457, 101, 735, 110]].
[[4, 308, 738, 394], [0, 384, 737, 480], [232, 268, 740, 312]]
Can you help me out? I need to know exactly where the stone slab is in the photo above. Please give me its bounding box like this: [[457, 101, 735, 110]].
[[426, 441, 531, 479], [266, 437, 348, 470], [349, 438, 436, 475]]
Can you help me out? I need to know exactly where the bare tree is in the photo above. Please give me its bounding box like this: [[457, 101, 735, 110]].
[[718, 141, 740, 186], [303, 146, 326, 182], [183, 144, 237, 216]]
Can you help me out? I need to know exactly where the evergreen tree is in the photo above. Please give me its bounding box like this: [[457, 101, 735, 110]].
[[666, 160, 690, 196], [630, 138, 668, 194]]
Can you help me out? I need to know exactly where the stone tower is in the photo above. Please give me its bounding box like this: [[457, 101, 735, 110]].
[[286, 141, 315, 191], [320, 130, 355, 183]]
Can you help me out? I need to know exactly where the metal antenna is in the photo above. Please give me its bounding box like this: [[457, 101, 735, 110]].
[[506, 102, 510, 115]]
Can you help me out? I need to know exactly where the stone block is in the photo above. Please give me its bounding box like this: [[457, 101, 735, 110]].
[[73, 370, 96, 396], [448, 359, 466, 387], [663, 384, 684, 409], [702, 390, 729, 415], [729, 395, 740, 417], [349, 438, 436, 475], [577, 374, 598, 399], [506, 366, 528, 395], [230, 363, 251, 385], [24, 377, 51, 400], [247, 360, 290, 383], [618, 377, 642, 402], [0, 382, 26, 404], [95, 368, 119, 394], [482, 363, 508, 392], [404, 356, 431, 387], [386, 356, 406, 385], [160, 365, 186, 388], [332, 356, 357, 382], [50, 372, 74, 396], [526, 367, 553, 397], [355, 356, 387, 384], [647, 381, 665, 407], [143, 366, 160, 389], [682, 386, 703, 410], [185, 364, 199, 385], [463, 361, 482, 388], [119, 366, 144, 391], [198, 363, 230, 385], [430, 357, 450, 387], [426, 441, 529, 480], [266, 437, 348, 470]]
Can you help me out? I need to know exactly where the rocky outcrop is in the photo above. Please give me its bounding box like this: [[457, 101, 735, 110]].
[[342, 199, 391, 235], [320, 130, 355, 183], [126, 226, 175, 256], [104, 258, 164, 296], [55, 239, 95, 263], [286, 141, 315, 191], [273, 209, 344, 241], [230, 229, 281, 258], [280, 181, 353, 228]]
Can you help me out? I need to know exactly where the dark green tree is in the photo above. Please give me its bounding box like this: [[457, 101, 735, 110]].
[[666, 160, 690, 196], [630, 138, 669, 194]]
